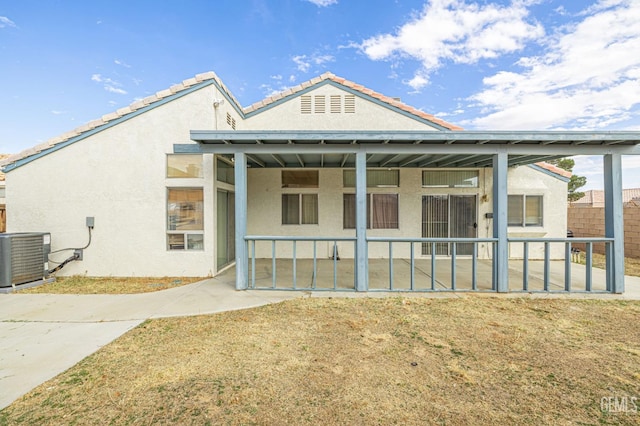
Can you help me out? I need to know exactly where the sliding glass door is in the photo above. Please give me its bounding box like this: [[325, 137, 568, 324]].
[[422, 195, 477, 255], [217, 190, 235, 270]]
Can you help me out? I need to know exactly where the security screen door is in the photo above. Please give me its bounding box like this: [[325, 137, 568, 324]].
[[422, 195, 477, 255]]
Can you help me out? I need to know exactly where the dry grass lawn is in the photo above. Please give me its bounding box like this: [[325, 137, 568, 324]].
[[18, 276, 208, 294], [2, 297, 640, 425]]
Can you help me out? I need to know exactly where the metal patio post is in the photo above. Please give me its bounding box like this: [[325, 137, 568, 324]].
[[493, 150, 509, 292], [604, 153, 625, 293], [355, 150, 368, 291], [234, 152, 248, 290]]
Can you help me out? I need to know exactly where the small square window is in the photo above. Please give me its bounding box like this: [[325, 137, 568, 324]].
[[282, 194, 318, 225], [282, 170, 319, 188], [508, 195, 543, 227], [343, 193, 398, 229], [167, 154, 203, 178]]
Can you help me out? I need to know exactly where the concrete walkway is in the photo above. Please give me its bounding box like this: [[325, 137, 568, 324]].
[[2, 269, 640, 410]]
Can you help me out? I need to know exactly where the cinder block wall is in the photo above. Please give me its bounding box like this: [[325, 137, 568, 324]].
[[568, 206, 640, 258]]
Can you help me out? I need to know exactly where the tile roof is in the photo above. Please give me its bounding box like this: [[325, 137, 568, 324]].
[[572, 188, 640, 206], [0, 72, 236, 171], [242, 71, 464, 131], [0, 70, 461, 172], [533, 162, 572, 179]]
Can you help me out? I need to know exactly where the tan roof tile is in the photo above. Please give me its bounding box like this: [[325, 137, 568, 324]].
[[534, 162, 572, 178]]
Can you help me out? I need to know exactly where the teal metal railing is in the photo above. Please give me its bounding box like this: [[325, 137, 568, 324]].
[[508, 237, 615, 292], [366, 237, 498, 291], [244, 236, 357, 290]]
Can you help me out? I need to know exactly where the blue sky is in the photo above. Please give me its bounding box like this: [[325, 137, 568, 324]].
[[1, 0, 639, 189]]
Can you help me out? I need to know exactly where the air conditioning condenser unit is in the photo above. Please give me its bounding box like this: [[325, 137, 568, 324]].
[[0, 232, 51, 289]]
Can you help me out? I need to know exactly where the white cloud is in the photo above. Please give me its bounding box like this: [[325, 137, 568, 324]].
[[466, 0, 640, 129], [0, 16, 16, 28], [359, 0, 543, 89], [91, 73, 128, 95], [114, 59, 131, 68], [305, 0, 338, 7], [51, 110, 67, 115], [292, 53, 335, 73]]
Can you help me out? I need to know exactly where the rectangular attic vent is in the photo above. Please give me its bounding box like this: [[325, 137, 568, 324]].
[[226, 112, 236, 130], [314, 95, 325, 113], [330, 95, 341, 113], [344, 94, 355, 113], [301, 95, 312, 114]]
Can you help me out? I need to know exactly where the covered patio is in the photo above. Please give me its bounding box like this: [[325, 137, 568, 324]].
[[178, 130, 640, 293]]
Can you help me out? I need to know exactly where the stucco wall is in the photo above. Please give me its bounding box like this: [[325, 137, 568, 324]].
[[6, 85, 225, 277], [247, 165, 568, 260]]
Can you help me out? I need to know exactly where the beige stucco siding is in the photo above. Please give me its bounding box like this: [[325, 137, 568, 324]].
[[7, 85, 224, 277], [243, 85, 440, 131]]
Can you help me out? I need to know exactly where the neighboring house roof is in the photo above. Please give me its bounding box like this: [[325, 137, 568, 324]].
[[0, 154, 9, 181], [0, 71, 461, 173], [572, 188, 640, 206]]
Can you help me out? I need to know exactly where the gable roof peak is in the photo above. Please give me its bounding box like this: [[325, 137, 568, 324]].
[[243, 71, 463, 131]]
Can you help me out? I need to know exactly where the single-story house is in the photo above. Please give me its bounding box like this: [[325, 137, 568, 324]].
[[1, 71, 638, 293]]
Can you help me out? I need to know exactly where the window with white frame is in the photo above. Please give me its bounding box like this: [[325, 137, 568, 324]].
[[508, 195, 543, 226], [282, 170, 319, 188], [281, 170, 319, 225], [343, 169, 399, 187], [216, 157, 234, 184], [167, 188, 204, 250], [422, 170, 478, 188], [343, 193, 399, 229], [166, 154, 203, 178], [282, 194, 318, 225]]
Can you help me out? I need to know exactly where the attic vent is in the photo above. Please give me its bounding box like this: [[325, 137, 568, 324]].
[[344, 94, 355, 113], [301, 95, 312, 114], [330, 95, 341, 113], [226, 112, 236, 130], [314, 95, 326, 114]]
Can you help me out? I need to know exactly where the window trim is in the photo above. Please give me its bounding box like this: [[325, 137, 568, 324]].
[[282, 193, 319, 225], [343, 193, 399, 229], [422, 170, 479, 188], [343, 169, 400, 188], [166, 154, 203, 179], [508, 194, 543, 227], [166, 187, 204, 251]]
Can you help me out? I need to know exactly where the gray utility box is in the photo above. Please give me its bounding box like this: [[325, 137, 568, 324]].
[[0, 233, 51, 288]]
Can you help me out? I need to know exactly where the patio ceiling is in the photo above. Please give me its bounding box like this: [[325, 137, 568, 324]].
[[185, 130, 640, 168]]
